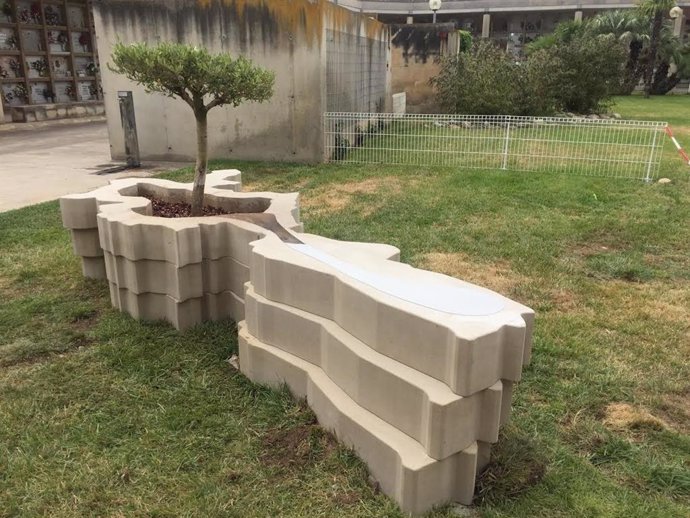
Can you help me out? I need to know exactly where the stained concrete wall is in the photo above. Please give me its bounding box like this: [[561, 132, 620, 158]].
[[390, 24, 454, 114], [93, 0, 390, 163]]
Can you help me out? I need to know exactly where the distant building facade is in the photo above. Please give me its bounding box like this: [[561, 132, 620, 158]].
[[335, 0, 690, 55], [0, 0, 103, 123], [334, 0, 690, 111]]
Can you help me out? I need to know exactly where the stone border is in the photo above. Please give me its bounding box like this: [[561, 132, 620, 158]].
[[61, 170, 302, 328]]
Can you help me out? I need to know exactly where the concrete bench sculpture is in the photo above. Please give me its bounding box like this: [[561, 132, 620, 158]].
[[61, 170, 534, 515]]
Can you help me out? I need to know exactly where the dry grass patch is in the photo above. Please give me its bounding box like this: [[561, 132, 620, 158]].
[[244, 177, 311, 193], [301, 177, 413, 216], [603, 403, 670, 433], [658, 391, 690, 434], [597, 281, 690, 324], [420, 252, 527, 297]]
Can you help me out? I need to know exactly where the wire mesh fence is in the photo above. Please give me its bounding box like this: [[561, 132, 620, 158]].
[[324, 113, 667, 180]]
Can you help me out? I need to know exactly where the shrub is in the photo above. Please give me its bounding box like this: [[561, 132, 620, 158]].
[[539, 33, 628, 113], [433, 32, 626, 116], [432, 40, 559, 116]]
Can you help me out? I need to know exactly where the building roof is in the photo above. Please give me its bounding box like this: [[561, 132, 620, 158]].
[[334, 0, 690, 14]]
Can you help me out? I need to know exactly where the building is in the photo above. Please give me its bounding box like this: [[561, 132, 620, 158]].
[[338, 0, 690, 112], [337, 0, 690, 53], [0, 0, 103, 123], [92, 0, 390, 163]]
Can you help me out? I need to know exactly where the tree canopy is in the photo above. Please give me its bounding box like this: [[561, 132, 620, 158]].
[[109, 42, 275, 216], [110, 42, 275, 116]]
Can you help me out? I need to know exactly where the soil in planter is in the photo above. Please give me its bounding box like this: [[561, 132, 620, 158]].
[[143, 195, 230, 218]]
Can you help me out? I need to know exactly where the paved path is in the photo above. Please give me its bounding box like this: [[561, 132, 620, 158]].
[[0, 120, 186, 212]]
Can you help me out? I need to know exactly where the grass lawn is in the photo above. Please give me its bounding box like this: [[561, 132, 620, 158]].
[[1, 96, 689, 517]]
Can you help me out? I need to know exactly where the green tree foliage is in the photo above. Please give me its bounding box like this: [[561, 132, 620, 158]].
[[110, 43, 275, 216], [457, 30, 473, 53], [638, 0, 677, 97], [431, 41, 560, 116], [432, 35, 624, 116], [587, 10, 650, 94], [537, 31, 628, 113], [534, 9, 689, 96]]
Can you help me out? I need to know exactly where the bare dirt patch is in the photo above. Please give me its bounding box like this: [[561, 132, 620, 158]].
[[420, 252, 526, 296], [602, 403, 669, 433], [260, 424, 337, 471], [332, 490, 362, 506], [142, 195, 231, 218], [657, 391, 690, 434], [301, 177, 413, 216]]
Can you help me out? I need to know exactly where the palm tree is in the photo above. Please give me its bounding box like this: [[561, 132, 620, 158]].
[[588, 10, 650, 94], [638, 0, 677, 98], [650, 24, 690, 93]]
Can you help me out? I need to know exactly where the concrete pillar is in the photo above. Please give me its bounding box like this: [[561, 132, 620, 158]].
[[574, 10, 583, 22], [482, 13, 491, 38], [672, 13, 684, 37], [406, 16, 413, 24]]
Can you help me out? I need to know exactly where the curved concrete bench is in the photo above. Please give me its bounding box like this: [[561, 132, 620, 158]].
[[239, 323, 490, 514], [61, 170, 535, 515], [249, 233, 533, 396], [245, 284, 511, 460]]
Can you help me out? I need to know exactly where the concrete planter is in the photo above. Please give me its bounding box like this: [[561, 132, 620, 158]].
[[60, 170, 302, 329], [62, 170, 535, 515]]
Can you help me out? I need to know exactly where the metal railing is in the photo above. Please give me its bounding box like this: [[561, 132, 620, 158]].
[[324, 113, 667, 181]]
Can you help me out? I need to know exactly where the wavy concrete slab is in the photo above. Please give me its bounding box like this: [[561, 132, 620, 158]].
[[60, 170, 303, 329], [245, 283, 510, 460], [239, 322, 487, 515], [249, 233, 534, 396]]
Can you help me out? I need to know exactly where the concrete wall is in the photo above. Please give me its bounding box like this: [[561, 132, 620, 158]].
[[390, 23, 455, 113], [94, 0, 390, 163], [326, 26, 391, 113]]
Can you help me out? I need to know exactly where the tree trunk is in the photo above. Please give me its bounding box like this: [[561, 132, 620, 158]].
[[620, 40, 643, 95], [652, 61, 681, 95], [191, 110, 208, 217], [644, 11, 663, 99]]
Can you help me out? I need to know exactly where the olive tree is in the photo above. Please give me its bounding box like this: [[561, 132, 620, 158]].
[[110, 43, 275, 216]]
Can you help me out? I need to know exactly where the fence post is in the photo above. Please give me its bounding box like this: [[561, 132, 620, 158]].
[[501, 120, 511, 170], [644, 126, 659, 183]]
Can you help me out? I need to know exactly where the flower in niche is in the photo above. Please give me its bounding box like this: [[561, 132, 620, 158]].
[[1, 1, 13, 21], [44, 5, 61, 26], [30, 2, 42, 23], [78, 32, 91, 52], [29, 58, 48, 77], [9, 58, 22, 77]]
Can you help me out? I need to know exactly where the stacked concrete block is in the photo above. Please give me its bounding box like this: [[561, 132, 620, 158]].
[[62, 170, 535, 514], [60, 170, 302, 329], [240, 232, 534, 515]]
